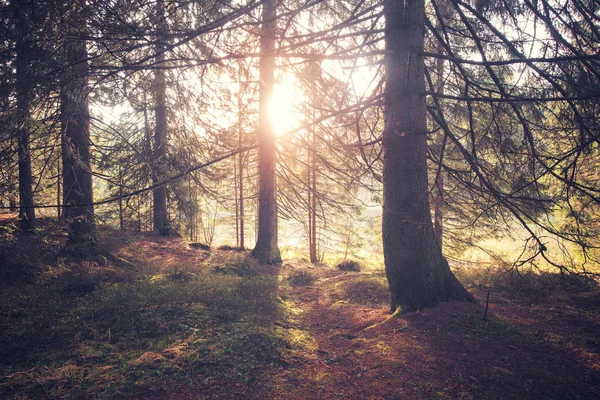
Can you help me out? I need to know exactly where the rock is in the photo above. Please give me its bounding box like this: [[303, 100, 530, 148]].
[[336, 260, 361, 272], [189, 242, 210, 251]]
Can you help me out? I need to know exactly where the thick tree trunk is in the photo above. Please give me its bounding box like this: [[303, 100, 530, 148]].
[[251, 0, 281, 264], [61, 0, 94, 243], [15, 5, 36, 233], [382, 0, 473, 310], [153, 0, 169, 235]]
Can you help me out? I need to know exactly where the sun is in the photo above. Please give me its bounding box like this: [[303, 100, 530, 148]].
[[269, 77, 302, 137]]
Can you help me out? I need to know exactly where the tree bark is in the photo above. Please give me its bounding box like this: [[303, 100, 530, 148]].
[[119, 166, 124, 230], [15, 4, 36, 233], [238, 75, 245, 250], [61, 0, 94, 243], [234, 155, 239, 247], [57, 155, 61, 221], [152, 0, 169, 235], [382, 0, 473, 310], [251, 0, 281, 264], [432, 50, 445, 247]]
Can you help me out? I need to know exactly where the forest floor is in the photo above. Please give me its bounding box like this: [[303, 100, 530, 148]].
[[1, 222, 600, 399]]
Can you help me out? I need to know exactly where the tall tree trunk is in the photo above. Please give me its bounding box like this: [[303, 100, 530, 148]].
[[433, 0, 450, 248], [382, 0, 473, 311], [307, 136, 312, 260], [234, 155, 239, 247], [189, 176, 195, 241], [137, 195, 141, 232], [239, 142, 245, 250], [153, 0, 169, 235], [61, 0, 94, 243], [238, 75, 245, 250], [57, 155, 61, 221], [15, 4, 36, 233], [118, 165, 124, 230], [432, 44, 445, 245], [251, 0, 281, 264]]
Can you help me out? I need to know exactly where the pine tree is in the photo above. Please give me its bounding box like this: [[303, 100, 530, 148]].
[[382, 0, 474, 310]]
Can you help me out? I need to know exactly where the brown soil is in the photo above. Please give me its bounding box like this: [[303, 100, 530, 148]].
[[4, 227, 597, 399], [134, 244, 597, 400], [255, 266, 600, 399]]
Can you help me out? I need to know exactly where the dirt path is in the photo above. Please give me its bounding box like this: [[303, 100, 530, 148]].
[[258, 272, 396, 399]]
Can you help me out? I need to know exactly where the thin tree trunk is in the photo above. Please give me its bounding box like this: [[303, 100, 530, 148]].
[[57, 155, 61, 221], [137, 195, 141, 232], [432, 62, 445, 246], [433, 0, 450, 248], [251, 0, 281, 264], [382, 0, 473, 311], [119, 166, 124, 230], [234, 155, 239, 247], [15, 5, 36, 232], [309, 124, 318, 263], [238, 74, 245, 250], [307, 133, 312, 260], [189, 177, 194, 241], [153, 0, 169, 235], [239, 144, 245, 250]]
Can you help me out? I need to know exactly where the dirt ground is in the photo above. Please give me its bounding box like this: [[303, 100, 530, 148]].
[[2, 227, 599, 399], [253, 271, 600, 399], [115, 235, 600, 400]]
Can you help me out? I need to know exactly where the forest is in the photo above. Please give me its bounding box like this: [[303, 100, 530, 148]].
[[1, 0, 599, 398]]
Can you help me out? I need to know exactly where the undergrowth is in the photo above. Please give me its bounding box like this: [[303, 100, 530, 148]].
[[3, 225, 600, 399], [286, 269, 316, 287], [454, 264, 598, 306], [0, 231, 286, 399]]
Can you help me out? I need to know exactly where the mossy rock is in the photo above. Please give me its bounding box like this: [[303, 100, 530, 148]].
[[336, 260, 361, 272], [190, 242, 211, 251]]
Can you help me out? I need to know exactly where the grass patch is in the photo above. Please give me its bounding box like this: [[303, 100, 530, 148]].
[[211, 255, 265, 277], [454, 264, 596, 305], [0, 232, 286, 399], [329, 275, 389, 306], [287, 269, 317, 287]]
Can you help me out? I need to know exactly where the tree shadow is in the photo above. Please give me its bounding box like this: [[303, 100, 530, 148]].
[[259, 271, 600, 399]]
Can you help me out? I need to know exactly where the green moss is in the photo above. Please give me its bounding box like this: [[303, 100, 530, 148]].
[[329, 275, 389, 306], [287, 269, 317, 287]]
